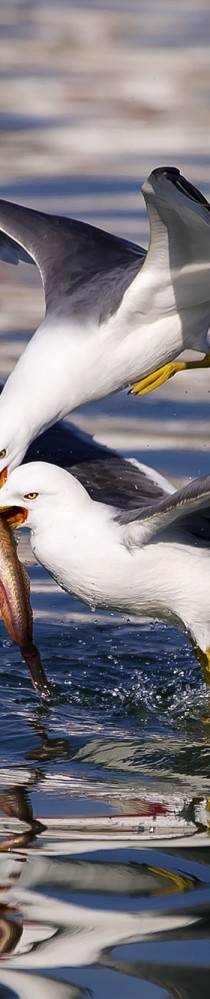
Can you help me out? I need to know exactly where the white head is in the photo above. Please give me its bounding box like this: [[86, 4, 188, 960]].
[[0, 461, 90, 530]]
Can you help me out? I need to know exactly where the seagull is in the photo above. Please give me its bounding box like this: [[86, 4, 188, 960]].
[[1, 456, 210, 685], [16, 414, 175, 563], [0, 166, 209, 479]]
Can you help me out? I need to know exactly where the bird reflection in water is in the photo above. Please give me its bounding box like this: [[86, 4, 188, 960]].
[[0, 784, 45, 851], [0, 716, 209, 999], [103, 956, 210, 999], [0, 710, 71, 851]]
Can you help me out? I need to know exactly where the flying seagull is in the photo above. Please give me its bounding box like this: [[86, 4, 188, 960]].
[[1, 456, 210, 685], [0, 166, 209, 479]]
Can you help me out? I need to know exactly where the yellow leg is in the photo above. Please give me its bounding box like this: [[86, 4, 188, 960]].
[[129, 353, 210, 397], [192, 642, 210, 686]]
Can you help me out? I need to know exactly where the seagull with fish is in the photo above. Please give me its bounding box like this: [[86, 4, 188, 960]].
[[1, 447, 210, 685], [0, 166, 209, 481]]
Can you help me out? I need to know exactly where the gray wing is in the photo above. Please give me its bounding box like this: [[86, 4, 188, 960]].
[[0, 198, 145, 323], [118, 474, 210, 546], [0, 231, 34, 265]]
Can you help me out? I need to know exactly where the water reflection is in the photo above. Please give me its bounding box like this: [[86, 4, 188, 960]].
[[0, 835, 209, 998], [0, 785, 45, 851], [0, 715, 209, 997], [0, 719, 72, 851], [105, 956, 210, 999], [1, 710, 210, 853], [0, 969, 86, 999]]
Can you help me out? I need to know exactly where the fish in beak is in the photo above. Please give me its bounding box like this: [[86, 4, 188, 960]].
[[0, 479, 51, 698], [0, 467, 7, 488], [0, 470, 28, 527], [1, 506, 28, 528]]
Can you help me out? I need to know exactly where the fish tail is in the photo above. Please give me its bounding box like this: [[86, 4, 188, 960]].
[[21, 642, 52, 701]]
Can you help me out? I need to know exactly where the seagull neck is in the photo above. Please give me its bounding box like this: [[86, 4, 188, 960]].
[[3, 317, 102, 423]]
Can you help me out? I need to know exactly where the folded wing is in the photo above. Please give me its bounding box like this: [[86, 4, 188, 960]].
[[118, 474, 210, 547]]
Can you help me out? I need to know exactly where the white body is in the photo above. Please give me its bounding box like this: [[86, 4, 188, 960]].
[[31, 496, 210, 653], [2, 282, 209, 458], [1, 461, 210, 656]]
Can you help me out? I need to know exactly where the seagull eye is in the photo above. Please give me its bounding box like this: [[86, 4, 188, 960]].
[[24, 492, 39, 500], [0, 448, 7, 460]]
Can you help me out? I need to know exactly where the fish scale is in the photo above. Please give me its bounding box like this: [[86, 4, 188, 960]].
[[0, 515, 51, 700]]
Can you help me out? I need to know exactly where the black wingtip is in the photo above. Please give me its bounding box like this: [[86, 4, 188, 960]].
[[150, 166, 209, 209], [151, 166, 180, 180]]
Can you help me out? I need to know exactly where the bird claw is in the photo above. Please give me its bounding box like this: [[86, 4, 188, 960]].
[[129, 361, 185, 396], [129, 353, 210, 397]]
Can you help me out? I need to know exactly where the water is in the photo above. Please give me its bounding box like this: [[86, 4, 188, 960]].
[[0, 581, 210, 998], [1, 1, 210, 995], [1, 837, 210, 999]]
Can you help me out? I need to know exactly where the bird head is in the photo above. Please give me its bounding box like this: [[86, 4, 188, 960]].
[[0, 460, 89, 530]]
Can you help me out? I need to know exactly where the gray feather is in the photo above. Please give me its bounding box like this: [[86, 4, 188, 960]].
[[0, 199, 145, 322], [118, 474, 210, 543], [24, 420, 167, 511], [0, 231, 34, 265]]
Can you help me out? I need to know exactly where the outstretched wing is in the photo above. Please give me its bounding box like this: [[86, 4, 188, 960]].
[[118, 474, 210, 547], [0, 198, 145, 322], [99, 166, 210, 329], [142, 166, 210, 311]]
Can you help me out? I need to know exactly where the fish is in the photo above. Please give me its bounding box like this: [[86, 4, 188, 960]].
[[0, 513, 51, 700]]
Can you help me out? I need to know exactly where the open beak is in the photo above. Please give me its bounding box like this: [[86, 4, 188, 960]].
[[0, 470, 28, 527], [0, 504, 28, 529], [1, 507, 28, 528]]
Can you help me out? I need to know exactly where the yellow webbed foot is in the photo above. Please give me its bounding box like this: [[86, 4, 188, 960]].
[[129, 353, 210, 398], [129, 360, 186, 397]]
